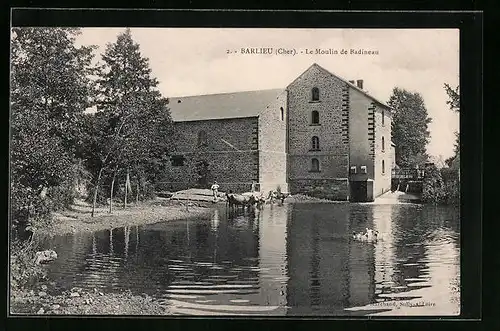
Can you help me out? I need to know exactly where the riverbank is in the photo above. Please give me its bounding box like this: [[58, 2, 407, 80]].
[[10, 285, 167, 315], [45, 198, 213, 237]]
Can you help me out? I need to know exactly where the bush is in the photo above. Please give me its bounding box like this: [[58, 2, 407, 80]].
[[10, 184, 54, 240], [47, 179, 78, 211], [10, 238, 47, 291], [422, 165, 459, 205]]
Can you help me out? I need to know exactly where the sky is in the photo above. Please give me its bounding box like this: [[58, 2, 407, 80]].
[[76, 28, 459, 160]]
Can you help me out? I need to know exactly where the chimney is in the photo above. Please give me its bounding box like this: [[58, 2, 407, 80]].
[[348, 80, 355, 84], [356, 79, 364, 89]]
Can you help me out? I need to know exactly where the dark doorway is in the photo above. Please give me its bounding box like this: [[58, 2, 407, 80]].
[[350, 181, 368, 202], [195, 160, 210, 188]]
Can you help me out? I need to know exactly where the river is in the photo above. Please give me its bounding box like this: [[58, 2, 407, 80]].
[[37, 202, 460, 316]]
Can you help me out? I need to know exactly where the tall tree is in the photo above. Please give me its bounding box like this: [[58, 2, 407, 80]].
[[89, 28, 173, 214], [10, 27, 97, 233], [444, 84, 460, 113], [388, 87, 432, 167], [444, 84, 460, 170]]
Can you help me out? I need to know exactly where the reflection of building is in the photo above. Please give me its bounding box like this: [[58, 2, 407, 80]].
[[162, 63, 394, 201], [372, 205, 396, 296], [285, 204, 377, 315], [347, 207, 376, 307], [257, 205, 289, 313]]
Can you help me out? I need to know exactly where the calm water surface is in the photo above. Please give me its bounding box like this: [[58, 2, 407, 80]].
[[38, 202, 460, 316]]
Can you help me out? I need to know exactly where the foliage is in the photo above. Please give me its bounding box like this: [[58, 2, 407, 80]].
[[444, 83, 460, 169], [82, 28, 174, 206], [10, 238, 48, 290], [10, 27, 97, 235], [444, 84, 460, 113], [422, 164, 459, 205], [422, 165, 445, 203], [388, 87, 432, 167], [445, 132, 460, 169], [46, 179, 78, 212]]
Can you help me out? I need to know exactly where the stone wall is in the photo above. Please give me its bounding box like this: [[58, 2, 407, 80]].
[[286, 64, 349, 199], [259, 90, 288, 193], [160, 117, 259, 192], [288, 178, 349, 201], [348, 87, 374, 181], [373, 102, 392, 197]]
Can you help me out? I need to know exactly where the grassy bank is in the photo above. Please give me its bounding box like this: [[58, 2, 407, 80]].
[[44, 198, 213, 236], [10, 286, 167, 315]]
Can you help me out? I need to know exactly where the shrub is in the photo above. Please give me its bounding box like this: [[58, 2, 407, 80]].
[[422, 165, 459, 205], [10, 238, 47, 291], [47, 179, 78, 211]]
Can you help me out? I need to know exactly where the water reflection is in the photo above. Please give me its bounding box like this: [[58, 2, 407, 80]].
[[36, 203, 460, 316]]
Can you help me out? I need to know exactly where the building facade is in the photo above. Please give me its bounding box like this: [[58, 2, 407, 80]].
[[161, 63, 395, 201]]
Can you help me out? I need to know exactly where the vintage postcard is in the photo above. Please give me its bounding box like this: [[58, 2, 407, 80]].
[[10, 24, 462, 317]]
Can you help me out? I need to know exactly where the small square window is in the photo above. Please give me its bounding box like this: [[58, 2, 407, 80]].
[[171, 155, 185, 166], [360, 165, 367, 174], [350, 166, 357, 174]]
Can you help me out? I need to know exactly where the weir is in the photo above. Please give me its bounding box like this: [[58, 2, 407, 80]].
[[391, 168, 424, 195]]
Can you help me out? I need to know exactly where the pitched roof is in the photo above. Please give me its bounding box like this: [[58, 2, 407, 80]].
[[168, 63, 390, 122], [296, 63, 391, 109], [168, 89, 284, 122]]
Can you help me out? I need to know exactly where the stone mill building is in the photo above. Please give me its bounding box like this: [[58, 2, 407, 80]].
[[162, 63, 396, 202]]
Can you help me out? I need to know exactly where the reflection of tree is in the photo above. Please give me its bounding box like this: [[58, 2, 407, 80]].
[[373, 204, 461, 304], [347, 205, 376, 307], [391, 208, 430, 293]]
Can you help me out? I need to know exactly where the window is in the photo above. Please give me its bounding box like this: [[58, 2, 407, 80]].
[[280, 107, 284, 121], [311, 110, 319, 125], [382, 160, 385, 174], [382, 136, 385, 152], [311, 158, 320, 172], [311, 87, 320, 101], [171, 155, 185, 167], [360, 165, 367, 174], [198, 130, 207, 147], [382, 109, 385, 126], [311, 136, 320, 150], [350, 166, 357, 174]]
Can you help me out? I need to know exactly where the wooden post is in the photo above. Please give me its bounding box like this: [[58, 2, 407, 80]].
[[124, 168, 129, 208], [109, 167, 118, 214], [136, 177, 139, 204]]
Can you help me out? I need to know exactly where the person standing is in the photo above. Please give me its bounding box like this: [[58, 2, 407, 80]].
[[211, 181, 220, 203]]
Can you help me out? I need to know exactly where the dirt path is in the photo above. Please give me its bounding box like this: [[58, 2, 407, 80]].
[[44, 198, 214, 236]]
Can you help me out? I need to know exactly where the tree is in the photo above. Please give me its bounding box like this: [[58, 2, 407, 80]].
[[388, 87, 432, 168], [10, 27, 97, 234], [422, 164, 445, 203], [444, 84, 460, 113], [88, 28, 174, 214], [444, 83, 460, 172]]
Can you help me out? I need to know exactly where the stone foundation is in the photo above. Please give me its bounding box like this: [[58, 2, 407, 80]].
[[289, 178, 349, 201]]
